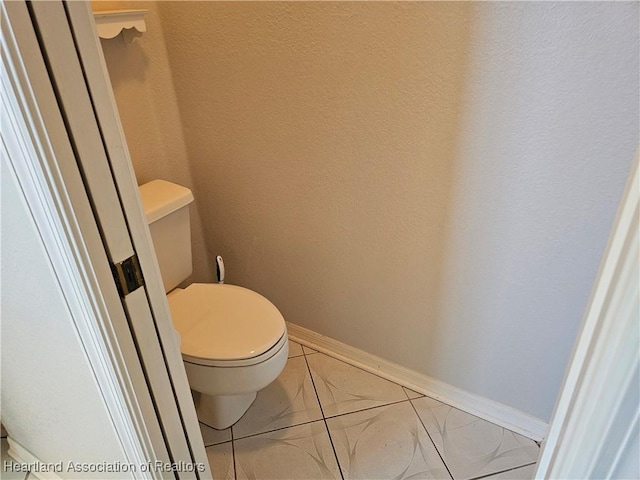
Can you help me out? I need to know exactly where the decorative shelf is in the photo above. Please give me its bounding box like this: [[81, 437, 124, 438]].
[[93, 9, 148, 40]]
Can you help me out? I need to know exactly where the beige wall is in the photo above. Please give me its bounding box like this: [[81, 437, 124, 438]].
[[156, 0, 471, 363], [101, 1, 639, 421]]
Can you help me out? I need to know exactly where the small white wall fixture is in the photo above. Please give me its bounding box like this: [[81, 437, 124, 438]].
[[93, 9, 147, 42]]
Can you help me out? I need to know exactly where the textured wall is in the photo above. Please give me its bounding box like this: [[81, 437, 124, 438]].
[[103, 1, 638, 421], [97, 1, 214, 282], [425, 2, 638, 419]]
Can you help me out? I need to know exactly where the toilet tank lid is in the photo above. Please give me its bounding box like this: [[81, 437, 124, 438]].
[[138, 179, 194, 224]]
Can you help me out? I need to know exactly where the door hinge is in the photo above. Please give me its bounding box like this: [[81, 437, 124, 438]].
[[111, 255, 144, 297]]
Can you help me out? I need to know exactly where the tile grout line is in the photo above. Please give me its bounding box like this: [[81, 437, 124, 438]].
[[408, 398, 455, 480], [302, 346, 432, 420], [231, 418, 324, 442], [228, 352, 408, 438], [322, 351, 406, 386], [403, 388, 412, 401], [299, 341, 426, 399], [303, 353, 345, 480], [324, 398, 411, 421], [302, 342, 433, 422], [294, 338, 414, 386], [199, 422, 230, 448], [229, 398, 416, 442], [230, 424, 237, 480], [467, 462, 538, 480]]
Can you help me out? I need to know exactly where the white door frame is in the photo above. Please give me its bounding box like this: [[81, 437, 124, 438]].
[[1, 1, 210, 478], [535, 154, 639, 478]]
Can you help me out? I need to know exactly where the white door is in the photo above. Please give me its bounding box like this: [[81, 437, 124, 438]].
[[2, 1, 210, 477]]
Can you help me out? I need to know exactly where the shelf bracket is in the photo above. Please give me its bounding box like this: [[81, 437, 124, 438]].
[[93, 9, 148, 42]]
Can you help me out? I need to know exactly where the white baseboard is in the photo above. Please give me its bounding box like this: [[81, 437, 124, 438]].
[[287, 322, 548, 442], [6, 438, 63, 480]]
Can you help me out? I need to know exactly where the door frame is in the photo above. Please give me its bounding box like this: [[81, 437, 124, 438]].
[[534, 154, 639, 478]]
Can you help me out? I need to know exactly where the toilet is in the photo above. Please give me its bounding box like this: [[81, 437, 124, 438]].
[[138, 179, 289, 429]]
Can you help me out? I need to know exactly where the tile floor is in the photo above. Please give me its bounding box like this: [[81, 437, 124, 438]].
[[202, 340, 540, 480], [0, 341, 539, 480]]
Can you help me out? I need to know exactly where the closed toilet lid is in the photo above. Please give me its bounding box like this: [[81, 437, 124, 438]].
[[167, 283, 286, 362]]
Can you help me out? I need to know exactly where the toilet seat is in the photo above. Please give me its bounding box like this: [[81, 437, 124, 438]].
[[183, 333, 287, 368], [167, 283, 286, 367]]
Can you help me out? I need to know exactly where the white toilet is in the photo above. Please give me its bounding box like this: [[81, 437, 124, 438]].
[[138, 179, 289, 429]]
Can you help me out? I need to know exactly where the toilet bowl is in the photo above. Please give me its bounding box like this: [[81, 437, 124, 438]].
[[167, 283, 288, 428], [139, 179, 288, 429]]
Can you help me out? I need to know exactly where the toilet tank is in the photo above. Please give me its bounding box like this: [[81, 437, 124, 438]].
[[138, 180, 194, 293]]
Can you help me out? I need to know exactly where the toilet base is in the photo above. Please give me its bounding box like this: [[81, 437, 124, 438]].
[[196, 391, 257, 430]]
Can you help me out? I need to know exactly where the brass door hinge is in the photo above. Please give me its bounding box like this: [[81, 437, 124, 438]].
[[111, 255, 144, 297]]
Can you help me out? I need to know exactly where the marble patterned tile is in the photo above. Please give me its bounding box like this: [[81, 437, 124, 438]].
[[403, 387, 425, 400], [232, 356, 322, 439], [234, 421, 341, 479], [412, 396, 539, 480], [306, 353, 407, 417], [205, 442, 234, 480], [199, 422, 231, 446], [288, 340, 304, 358], [326, 402, 451, 479], [479, 463, 537, 479]]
